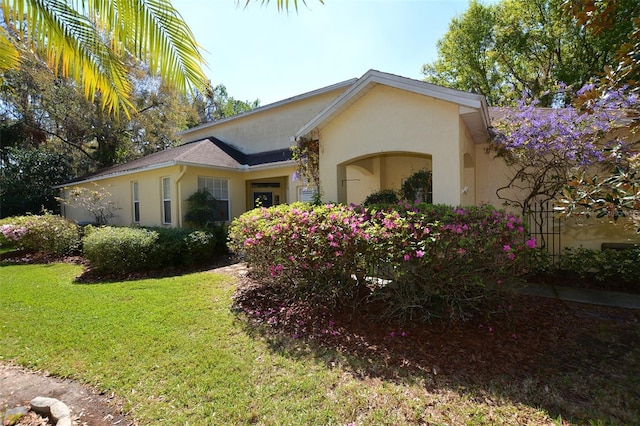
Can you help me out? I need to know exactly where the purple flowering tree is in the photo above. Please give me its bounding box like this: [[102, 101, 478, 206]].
[[489, 84, 635, 243], [555, 86, 639, 230]]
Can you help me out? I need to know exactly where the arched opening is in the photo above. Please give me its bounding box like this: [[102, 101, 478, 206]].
[[338, 152, 432, 205]]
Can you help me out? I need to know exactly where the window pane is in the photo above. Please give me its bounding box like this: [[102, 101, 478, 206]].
[[163, 200, 171, 223], [132, 181, 139, 201], [133, 202, 140, 222], [163, 177, 170, 198]]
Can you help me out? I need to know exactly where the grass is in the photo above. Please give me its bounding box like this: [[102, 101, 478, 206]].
[[0, 262, 636, 425]]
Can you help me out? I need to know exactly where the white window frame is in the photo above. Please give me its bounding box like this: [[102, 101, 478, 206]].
[[198, 176, 230, 222], [132, 181, 140, 223], [161, 177, 171, 224]]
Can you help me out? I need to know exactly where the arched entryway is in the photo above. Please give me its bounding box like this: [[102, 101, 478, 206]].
[[337, 152, 432, 205]]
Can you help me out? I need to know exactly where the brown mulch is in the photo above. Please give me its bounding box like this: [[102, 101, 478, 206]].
[[231, 272, 640, 382]]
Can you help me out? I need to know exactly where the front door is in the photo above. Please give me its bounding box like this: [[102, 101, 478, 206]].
[[253, 192, 273, 208]]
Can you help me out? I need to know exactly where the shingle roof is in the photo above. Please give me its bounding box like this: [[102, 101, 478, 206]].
[[58, 137, 293, 186]]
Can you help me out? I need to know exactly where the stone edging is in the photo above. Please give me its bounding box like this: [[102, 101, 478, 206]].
[[30, 396, 72, 426]]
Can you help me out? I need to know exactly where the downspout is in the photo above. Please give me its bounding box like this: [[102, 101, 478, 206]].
[[176, 165, 188, 227]]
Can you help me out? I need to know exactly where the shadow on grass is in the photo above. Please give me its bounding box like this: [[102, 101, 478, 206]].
[[233, 279, 640, 425]]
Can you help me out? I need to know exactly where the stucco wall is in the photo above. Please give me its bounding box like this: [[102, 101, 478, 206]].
[[61, 164, 299, 227], [61, 165, 184, 227], [318, 85, 462, 205], [474, 143, 640, 250], [180, 87, 347, 154]]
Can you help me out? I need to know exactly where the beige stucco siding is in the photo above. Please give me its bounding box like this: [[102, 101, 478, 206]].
[[61, 164, 299, 227], [318, 85, 462, 205], [61, 165, 184, 227], [474, 143, 640, 250], [180, 88, 347, 154]]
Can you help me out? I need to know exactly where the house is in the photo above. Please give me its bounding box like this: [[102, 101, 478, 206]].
[[58, 69, 640, 251]]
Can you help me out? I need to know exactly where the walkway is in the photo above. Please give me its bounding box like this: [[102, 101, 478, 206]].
[[520, 283, 640, 310]]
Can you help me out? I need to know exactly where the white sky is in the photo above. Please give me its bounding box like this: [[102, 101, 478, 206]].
[[171, 0, 476, 105]]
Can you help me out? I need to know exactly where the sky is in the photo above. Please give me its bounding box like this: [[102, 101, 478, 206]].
[[171, 0, 475, 106]]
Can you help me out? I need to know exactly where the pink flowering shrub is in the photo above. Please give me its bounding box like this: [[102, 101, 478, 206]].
[[364, 203, 532, 320], [0, 212, 80, 255], [229, 202, 533, 320], [229, 203, 372, 306]]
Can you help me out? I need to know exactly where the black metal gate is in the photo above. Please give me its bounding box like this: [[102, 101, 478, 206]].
[[528, 201, 562, 264]]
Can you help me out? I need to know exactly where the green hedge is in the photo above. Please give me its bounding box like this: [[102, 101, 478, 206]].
[[83, 226, 160, 274], [82, 226, 222, 275]]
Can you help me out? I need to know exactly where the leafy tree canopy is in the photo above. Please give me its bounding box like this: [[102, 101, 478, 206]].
[[0, 146, 72, 217], [423, 0, 638, 106]]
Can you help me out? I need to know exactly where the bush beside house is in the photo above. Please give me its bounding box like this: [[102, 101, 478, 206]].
[[0, 212, 80, 255], [229, 202, 534, 321]]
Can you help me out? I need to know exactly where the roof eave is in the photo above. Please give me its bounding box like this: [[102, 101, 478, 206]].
[[178, 78, 358, 138], [54, 161, 178, 188]]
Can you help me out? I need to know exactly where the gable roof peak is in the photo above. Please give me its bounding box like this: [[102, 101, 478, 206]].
[[295, 69, 490, 141]]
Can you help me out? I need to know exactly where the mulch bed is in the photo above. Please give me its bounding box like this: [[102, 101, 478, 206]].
[[231, 272, 640, 383]]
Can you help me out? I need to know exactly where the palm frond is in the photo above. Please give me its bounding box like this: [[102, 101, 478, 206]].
[[1, 0, 209, 116]]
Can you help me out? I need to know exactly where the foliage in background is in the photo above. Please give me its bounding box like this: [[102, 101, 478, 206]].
[[527, 246, 640, 285], [229, 202, 533, 321], [362, 189, 400, 207], [193, 84, 260, 123], [0, 0, 209, 116], [0, 146, 72, 217], [362, 169, 433, 207], [57, 184, 121, 225], [401, 169, 433, 203], [0, 212, 80, 255], [0, 53, 198, 171], [422, 0, 638, 106], [184, 188, 227, 227]]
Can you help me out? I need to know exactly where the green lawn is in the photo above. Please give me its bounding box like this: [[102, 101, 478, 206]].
[[0, 262, 598, 424]]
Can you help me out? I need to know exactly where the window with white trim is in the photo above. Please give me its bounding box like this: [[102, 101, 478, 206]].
[[162, 177, 171, 224], [198, 176, 230, 221], [132, 181, 140, 223]]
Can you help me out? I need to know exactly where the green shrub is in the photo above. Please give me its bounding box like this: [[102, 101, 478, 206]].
[[0, 213, 80, 255], [184, 230, 219, 266], [83, 226, 159, 274], [401, 169, 432, 203], [229, 202, 533, 321], [596, 247, 640, 283], [557, 246, 640, 283], [362, 189, 400, 207], [144, 227, 221, 267], [145, 227, 192, 266]]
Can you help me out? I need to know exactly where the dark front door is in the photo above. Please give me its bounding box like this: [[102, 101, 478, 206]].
[[253, 192, 273, 208]]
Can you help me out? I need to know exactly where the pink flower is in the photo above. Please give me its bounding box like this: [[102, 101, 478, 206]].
[[403, 254, 411, 261], [503, 244, 511, 252], [526, 238, 537, 248], [415, 250, 425, 258]]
